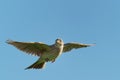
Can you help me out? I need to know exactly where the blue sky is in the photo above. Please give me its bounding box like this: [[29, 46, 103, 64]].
[[0, 0, 120, 80]]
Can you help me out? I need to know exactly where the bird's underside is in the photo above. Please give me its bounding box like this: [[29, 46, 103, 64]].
[[6, 39, 94, 69]]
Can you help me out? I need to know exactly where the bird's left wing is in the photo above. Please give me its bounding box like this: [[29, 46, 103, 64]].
[[6, 40, 50, 56], [63, 42, 94, 53]]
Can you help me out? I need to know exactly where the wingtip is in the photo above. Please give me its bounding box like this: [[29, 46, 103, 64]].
[[25, 67, 30, 70], [89, 43, 96, 46], [6, 39, 13, 44]]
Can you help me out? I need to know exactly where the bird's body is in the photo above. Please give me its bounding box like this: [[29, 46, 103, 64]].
[[6, 38, 93, 69], [42, 44, 63, 62], [28, 44, 64, 69]]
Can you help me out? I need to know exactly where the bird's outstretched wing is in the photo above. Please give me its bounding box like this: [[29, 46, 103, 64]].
[[6, 40, 50, 56], [63, 42, 94, 53]]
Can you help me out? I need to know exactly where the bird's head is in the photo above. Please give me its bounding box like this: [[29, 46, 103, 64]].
[[55, 38, 64, 47]]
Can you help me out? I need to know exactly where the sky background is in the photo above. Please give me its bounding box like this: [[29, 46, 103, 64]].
[[0, 0, 120, 80]]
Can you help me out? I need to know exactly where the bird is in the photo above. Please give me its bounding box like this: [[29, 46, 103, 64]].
[[6, 38, 94, 69]]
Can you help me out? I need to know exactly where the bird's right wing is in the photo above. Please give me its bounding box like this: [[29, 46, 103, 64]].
[[6, 40, 50, 56]]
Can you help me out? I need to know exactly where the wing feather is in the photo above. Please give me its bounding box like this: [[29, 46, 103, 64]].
[[63, 42, 94, 53], [6, 40, 50, 56]]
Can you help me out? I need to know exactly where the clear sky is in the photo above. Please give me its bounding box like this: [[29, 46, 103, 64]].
[[0, 0, 120, 80]]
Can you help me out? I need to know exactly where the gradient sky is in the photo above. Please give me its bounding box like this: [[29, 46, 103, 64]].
[[0, 0, 120, 80]]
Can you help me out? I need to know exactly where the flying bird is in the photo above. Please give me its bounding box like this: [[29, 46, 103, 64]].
[[6, 38, 94, 69]]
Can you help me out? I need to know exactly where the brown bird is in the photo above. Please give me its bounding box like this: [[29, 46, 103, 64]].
[[6, 38, 93, 69]]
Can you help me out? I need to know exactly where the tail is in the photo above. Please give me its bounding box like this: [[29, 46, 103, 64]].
[[25, 60, 46, 70]]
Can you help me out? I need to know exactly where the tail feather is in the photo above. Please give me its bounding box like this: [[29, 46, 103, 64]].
[[25, 60, 46, 69]]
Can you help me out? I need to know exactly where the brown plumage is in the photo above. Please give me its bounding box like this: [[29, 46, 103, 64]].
[[6, 38, 94, 69]]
